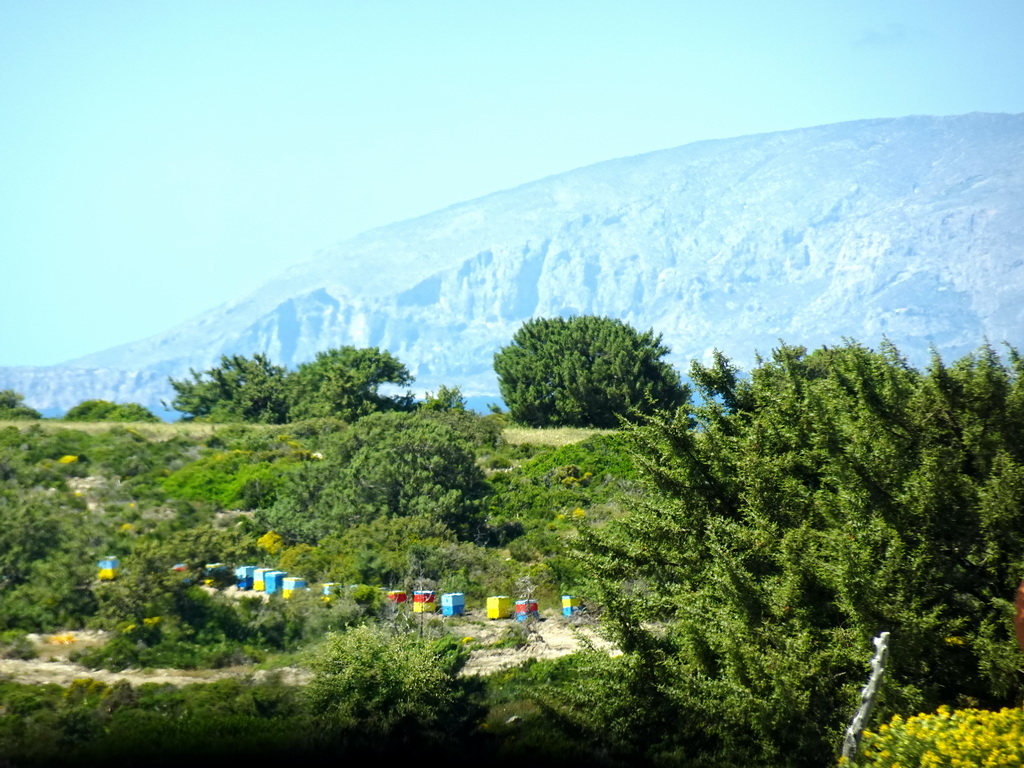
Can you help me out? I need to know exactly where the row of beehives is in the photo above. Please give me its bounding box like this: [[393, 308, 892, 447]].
[[376, 591, 580, 620], [97, 558, 582, 618]]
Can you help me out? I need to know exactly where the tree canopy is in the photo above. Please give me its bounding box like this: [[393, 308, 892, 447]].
[[64, 399, 159, 422], [0, 390, 41, 420], [567, 340, 1024, 765], [257, 410, 489, 543], [420, 384, 467, 412], [168, 353, 291, 424], [167, 347, 414, 424], [493, 315, 688, 428], [288, 346, 415, 422]]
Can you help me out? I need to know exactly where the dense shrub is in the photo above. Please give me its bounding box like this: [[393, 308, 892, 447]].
[[518, 432, 638, 483], [64, 400, 160, 423], [305, 624, 480, 746], [160, 449, 297, 509], [0, 677, 313, 765], [0, 486, 98, 632], [259, 411, 489, 542]]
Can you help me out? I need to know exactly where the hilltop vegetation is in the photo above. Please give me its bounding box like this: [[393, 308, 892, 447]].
[[1, 337, 1023, 766]]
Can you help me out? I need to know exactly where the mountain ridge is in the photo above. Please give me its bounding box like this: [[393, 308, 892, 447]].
[[4, 112, 1023, 414]]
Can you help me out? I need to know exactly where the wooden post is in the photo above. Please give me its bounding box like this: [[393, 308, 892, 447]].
[[841, 631, 890, 763]]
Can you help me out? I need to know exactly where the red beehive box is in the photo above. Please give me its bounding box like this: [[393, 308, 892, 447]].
[[515, 600, 539, 622], [413, 590, 436, 613]]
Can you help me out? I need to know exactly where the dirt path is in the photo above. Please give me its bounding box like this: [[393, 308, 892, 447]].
[[0, 657, 290, 687], [1, 631, 308, 687], [1, 618, 617, 688], [456, 616, 617, 676]]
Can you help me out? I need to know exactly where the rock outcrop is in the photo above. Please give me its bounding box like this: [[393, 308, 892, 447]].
[[4, 112, 1022, 414]]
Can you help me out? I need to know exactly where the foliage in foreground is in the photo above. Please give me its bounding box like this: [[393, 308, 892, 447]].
[[306, 624, 481, 746], [5, 337, 1024, 767], [853, 704, 1024, 767], [0, 676, 312, 766], [567, 341, 1024, 766], [0, 628, 490, 767]]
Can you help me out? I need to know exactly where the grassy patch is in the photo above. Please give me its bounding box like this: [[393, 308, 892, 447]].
[[4, 420, 614, 448], [0, 419, 219, 440], [501, 426, 615, 448]]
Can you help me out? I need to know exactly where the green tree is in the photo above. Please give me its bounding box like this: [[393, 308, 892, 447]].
[[168, 353, 290, 424], [289, 347, 414, 422], [567, 340, 1024, 766], [258, 411, 489, 543], [493, 315, 688, 428], [64, 400, 159, 423], [0, 390, 41, 420], [420, 384, 467, 412]]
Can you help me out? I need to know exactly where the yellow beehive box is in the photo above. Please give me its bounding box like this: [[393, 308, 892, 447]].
[[253, 568, 271, 592], [413, 590, 436, 613], [320, 583, 339, 602], [487, 595, 511, 619], [97, 557, 120, 581], [282, 577, 307, 599], [562, 594, 581, 616]]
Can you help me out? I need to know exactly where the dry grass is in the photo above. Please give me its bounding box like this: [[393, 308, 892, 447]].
[[2, 419, 614, 447], [501, 426, 615, 447], [0, 419, 218, 440]]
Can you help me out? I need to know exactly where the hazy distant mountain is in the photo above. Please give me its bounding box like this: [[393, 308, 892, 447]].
[[4, 113, 1023, 416]]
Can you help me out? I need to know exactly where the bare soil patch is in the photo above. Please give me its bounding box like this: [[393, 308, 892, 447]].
[[1, 616, 616, 688], [455, 614, 617, 676]]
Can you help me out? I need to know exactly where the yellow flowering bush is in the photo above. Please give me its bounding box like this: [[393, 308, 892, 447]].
[[854, 705, 1024, 767], [257, 530, 284, 555], [57, 454, 78, 464]]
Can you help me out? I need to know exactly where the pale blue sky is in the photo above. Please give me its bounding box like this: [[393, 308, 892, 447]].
[[2, 1, 1022, 366]]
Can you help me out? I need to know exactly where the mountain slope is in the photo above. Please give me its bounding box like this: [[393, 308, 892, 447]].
[[5, 112, 1023, 414]]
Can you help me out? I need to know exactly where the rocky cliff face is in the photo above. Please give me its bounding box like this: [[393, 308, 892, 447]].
[[5, 112, 1023, 414]]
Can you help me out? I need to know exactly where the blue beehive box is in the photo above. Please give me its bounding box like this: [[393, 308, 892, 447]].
[[265, 570, 287, 595], [235, 565, 256, 590], [441, 592, 465, 616]]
